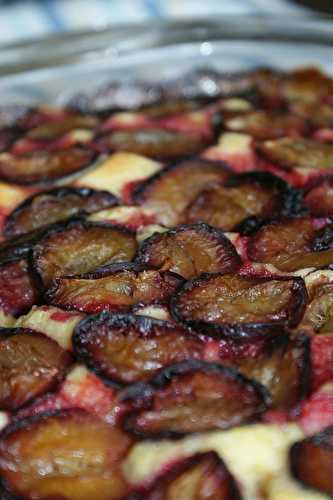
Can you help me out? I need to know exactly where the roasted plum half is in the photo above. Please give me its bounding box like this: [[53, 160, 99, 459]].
[[290, 426, 333, 496], [224, 110, 307, 139], [0, 409, 131, 500], [96, 128, 210, 160], [46, 263, 183, 313], [4, 187, 117, 237], [0, 258, 38, 316], [0, 328, 72, 411], [224, 333, 310, 410], [185, 171, 302, 231], [32, 220, 137, 288], [73, 313, 205, 384], [247, 217, 333, 272], [257, 137, 333, 172], [0, 146, 97, 185], [304, 179, 333, 216], [123, 360, 269, 437], [135, 223, 241, 279], [135, 451, 241, 500], [171, 273, 307, 338], [133, 158, 230, 226]]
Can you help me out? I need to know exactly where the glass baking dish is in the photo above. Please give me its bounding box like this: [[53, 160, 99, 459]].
[[0, 15, 333, 106]]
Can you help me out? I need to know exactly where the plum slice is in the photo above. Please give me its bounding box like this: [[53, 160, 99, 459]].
[[32, 220, 137, 288], [0, 147, 97, 185], [0, 409, 131, 500], [123, 360, 269, 437], [0, 258, 37, 316], [304, 179, 333, 216], [247, 218, 333, 272], [185, 171, 302, 231], [26, 114, 98, 141], [224, 110, 307, 139], [282, 67, 333, 104], [135, 223, 241, 279], [0, 229, 47, 265], [225, 333, 310, 409], [136, 451, 241, 499], [46, 263, 183, 313], [291, 101, 333, 129], [140, 98, 210, 118], [4, 187, 117, 237], [73, 313, 204, 384], [226, 69, 282, 109], [257, 137, 333, 171], [171, 273, 307, 338], [301, 280, 333, 333], [133, 158, 230, 226], [0, 328, 72, 411], [290, 426, 333, 496], [97, 128, 209, 160]]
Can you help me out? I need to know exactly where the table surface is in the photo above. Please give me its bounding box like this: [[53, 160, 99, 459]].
[[0, 0, 312, 45]]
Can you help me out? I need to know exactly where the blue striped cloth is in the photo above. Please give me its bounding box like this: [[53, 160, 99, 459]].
[[0, 0, 311, 44]]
